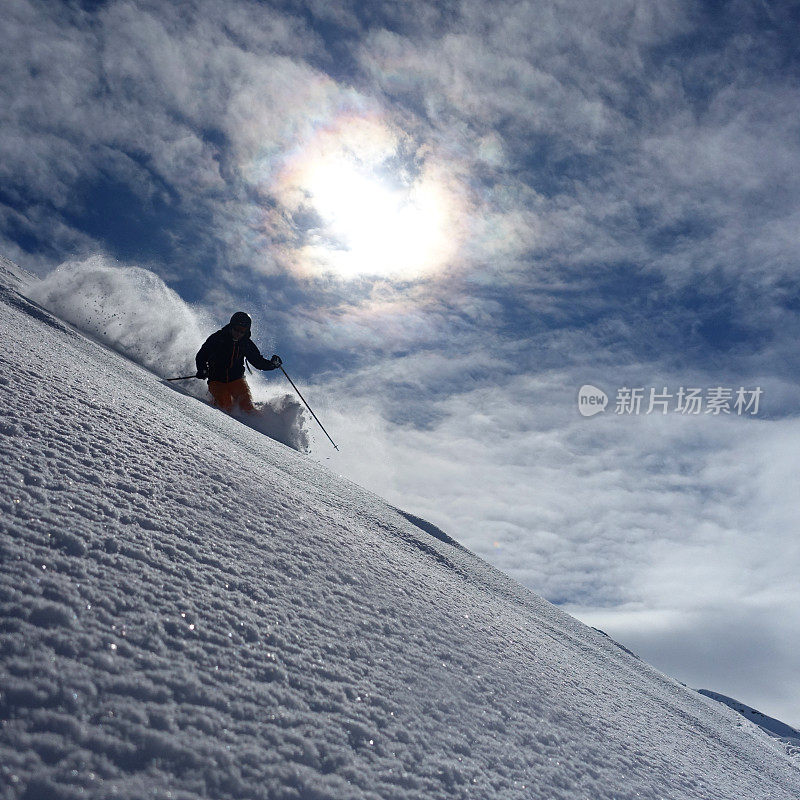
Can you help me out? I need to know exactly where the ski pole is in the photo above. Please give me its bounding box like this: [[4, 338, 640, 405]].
[[279, 366, 339, 451], [167, 375, 199, 381]]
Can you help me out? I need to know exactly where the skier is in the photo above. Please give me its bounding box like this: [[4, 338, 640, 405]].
[[195, 312, 282, 413]]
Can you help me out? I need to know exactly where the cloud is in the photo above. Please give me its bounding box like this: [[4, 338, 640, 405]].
[[350, 0, 800, 300], [4, 0, 798, 312], [1, 0, 345, 282]]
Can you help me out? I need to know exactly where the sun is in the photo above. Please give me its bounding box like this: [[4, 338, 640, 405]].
[[273, 117, 460, 280], [301, 156, 450, 279]]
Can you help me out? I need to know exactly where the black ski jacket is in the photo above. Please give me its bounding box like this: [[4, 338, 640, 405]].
[[195, 326, 277, 383]]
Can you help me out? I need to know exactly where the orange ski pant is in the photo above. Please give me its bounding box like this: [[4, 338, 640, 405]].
[[208, 378, 255, 413]]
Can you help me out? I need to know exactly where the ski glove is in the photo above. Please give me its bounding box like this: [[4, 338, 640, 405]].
[[269, 355, 282, 368]]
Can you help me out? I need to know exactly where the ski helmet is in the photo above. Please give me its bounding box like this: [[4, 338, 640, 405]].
[[229, 311, 252, 329]]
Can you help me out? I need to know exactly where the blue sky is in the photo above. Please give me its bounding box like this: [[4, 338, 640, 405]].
[[3, 0, 800, 723]]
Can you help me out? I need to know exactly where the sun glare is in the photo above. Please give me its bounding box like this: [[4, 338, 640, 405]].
[[303, 158, 448, 278], [273, 117, 459, 280]]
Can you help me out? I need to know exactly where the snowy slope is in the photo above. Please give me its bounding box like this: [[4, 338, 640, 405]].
[[0, 255, 32, 289], [698, 690, 800, 749], [1, 269, 799, 800]]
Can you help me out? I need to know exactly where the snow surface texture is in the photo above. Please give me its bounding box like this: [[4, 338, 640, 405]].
[[0, 256, 32, 290], [1, 268, 799, 800], [25, 256, 309, 452]]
